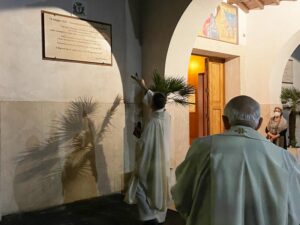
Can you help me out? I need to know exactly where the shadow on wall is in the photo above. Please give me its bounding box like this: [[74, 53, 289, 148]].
[[0, 0, 145, 195], [13, 96, 121, 211]]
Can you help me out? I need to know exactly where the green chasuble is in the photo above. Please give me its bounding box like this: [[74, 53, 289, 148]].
[[172, 126, 300, 225]]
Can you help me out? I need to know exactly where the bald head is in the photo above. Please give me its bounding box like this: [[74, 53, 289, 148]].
[[223, 95, 262, 130]]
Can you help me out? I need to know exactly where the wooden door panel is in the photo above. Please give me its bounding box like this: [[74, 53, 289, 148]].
[[207, 59, 224, 135], [210, 62, 222, 102], [210, 108, 222, 134]]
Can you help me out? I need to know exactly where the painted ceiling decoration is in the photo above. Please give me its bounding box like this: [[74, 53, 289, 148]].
[[227, 0, 297, 13]]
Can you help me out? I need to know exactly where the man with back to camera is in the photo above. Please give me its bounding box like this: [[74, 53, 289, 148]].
[[125, 75, 171, 225], [171, 95, 300, 225]]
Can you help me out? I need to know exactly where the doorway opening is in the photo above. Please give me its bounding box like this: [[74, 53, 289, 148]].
[[188, 54, 225, 144]]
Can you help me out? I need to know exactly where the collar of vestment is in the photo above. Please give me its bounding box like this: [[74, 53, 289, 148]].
[[154, 108, 165, 113], [152, 108, 166, 118], [221, 125, 268, 143]]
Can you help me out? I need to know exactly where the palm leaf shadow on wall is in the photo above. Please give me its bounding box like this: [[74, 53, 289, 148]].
[[14, 96, 121, 210]]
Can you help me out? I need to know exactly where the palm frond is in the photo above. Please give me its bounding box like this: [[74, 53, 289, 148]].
[[149, 71, 168, 94], [280, 87, 300, 111], [179, 85, 195, 97], [149, 71, 195, 105], [280, 86, 300, 147], [165, 77, 185, 94], [171, 98, 194, 106]]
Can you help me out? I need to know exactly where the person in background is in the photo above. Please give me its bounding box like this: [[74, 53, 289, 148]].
[[266, 106, 288, 149], [125, 75, 171, 225], [172, 95, 300, 225]]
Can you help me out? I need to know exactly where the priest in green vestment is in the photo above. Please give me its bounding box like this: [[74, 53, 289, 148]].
[[172, 95, 300, 225]]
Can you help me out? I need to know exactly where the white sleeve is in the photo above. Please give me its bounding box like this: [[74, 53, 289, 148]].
[[143, 89, 154, 107]]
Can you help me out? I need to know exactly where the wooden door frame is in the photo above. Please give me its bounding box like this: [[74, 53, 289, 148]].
[[198, 73, 206, 137]]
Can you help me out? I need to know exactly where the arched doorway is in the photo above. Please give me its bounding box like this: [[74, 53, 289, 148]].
[[279, 43, 300, 148], [163, 0, 222, 163]]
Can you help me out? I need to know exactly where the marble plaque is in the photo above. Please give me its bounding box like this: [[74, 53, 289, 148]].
[[42, 11, 112, 65]]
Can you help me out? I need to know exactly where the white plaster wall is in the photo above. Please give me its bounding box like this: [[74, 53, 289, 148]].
[[238, 7, 247, 46], [245, 0, 300, 104], [0, 1, 126, 103], [0, 0, 141, 216], [225, 57, 241, 102], [1, 100, 125, 215]]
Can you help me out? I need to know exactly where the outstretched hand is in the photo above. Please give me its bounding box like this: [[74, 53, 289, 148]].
[[131, 73, 148, 91], [130, 72, 140, 82]]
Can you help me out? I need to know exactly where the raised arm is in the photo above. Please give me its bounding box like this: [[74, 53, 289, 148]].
[[131, 73, 148, 92]]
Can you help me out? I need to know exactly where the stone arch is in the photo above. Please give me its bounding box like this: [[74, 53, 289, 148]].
[[269, 30, 300, 104]]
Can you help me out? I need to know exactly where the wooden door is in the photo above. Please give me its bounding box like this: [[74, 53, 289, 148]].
[[206, 58, 225, 135]]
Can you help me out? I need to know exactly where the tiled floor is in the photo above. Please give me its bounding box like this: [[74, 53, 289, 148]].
[[0, 194, 185, 225]]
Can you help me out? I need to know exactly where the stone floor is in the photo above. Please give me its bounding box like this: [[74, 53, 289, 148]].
[[0, 194, 185, 225]]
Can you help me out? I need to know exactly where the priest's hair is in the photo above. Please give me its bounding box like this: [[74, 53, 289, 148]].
[[152, 92, 167, 110], [224, 95, 260, 129]]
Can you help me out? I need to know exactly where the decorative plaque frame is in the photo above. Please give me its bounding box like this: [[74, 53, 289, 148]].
[[42, 11, 112, 65]]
